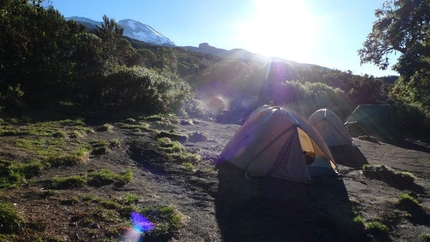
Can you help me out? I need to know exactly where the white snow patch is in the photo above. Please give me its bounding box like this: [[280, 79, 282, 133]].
[[127, 20, 136, 30], [146, 25, 164, 38]]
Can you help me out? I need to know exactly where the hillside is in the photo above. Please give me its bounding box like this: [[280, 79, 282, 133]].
[[1, 111, 429, 241]]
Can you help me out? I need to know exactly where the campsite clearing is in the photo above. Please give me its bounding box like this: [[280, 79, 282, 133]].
[[1, 115, 429, 241]]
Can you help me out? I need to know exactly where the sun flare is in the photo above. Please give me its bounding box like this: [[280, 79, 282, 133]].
[[238, 0, 318, 62]]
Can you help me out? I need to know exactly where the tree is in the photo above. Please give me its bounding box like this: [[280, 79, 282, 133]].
[[93, 15, 134, 73], [359, 0, 430, 137], [359, 0, 430, 112], [0, 1, 88, 104], [358, 0, 430, 71]]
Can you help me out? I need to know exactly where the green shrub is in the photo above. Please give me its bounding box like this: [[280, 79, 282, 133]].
[[87, 169, 117, 186], [1, 84, 25, 109], [116, 169, 133, 186], [157, 137, 201, 164], [0, 160, 45, 187], [396, 193, 430, 224], [50, 175, 87, 189], [0, 201, 24, 233], [99, 199, 122, 210], [52, 131, 67, 138], [20, 160, 44, 178], [125, 118, 136, 124], [82, 194, 95, 202], [158, 138, 185, 153], [156, 130, 187, 143], [390, 98, 430, 137], [398, 193, 420, 206], [46, 153, 88, 167], [353, 214, 364, 224], [90, 139, 110, 155], [98, 66, 191, 113], [89, 139, 119, 155], [181, 96, 206, 118], [0, 127, 19, 136], [419, 233, 430, 242], [183, 162, 194, 171], [96, 123, 114, 132], [144, 114, 166, 121], [42, 189, 57, 197], [282, 81, 353, 118], [365, 221, 388, 234], [87, 169, 132, 187], [140, 205, 183, 240], [119, 193, 139, 205], [109, 138, 120, 147], [119, 122, 149, 132], [363, 164, 415, 188]]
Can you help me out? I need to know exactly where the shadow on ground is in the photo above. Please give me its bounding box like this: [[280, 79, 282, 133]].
[[215, 163, 368, 242], [329, 145, 368, 169]]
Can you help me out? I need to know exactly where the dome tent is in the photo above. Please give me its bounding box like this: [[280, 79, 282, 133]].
[[345, 104, 396, 126], [309, 108, 369, 168], [308, 108, 354, 147], [220, 106, 338, 183], [344, 104, 398, 141]]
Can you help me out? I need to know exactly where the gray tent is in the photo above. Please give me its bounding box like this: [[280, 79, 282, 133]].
[[345, 104, 397, 126], [309, 108, 354, 147], [344, 104, 398, 140], [220, 106, 338, 183]]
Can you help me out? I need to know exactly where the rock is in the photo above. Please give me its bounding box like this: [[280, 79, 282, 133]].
[[180, 119, 194, 125], [188, 132, 208, 143], [358, 135, 380, 144]]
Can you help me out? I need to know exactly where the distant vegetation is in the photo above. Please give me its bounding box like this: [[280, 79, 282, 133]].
[[0, 0, 429, 137]]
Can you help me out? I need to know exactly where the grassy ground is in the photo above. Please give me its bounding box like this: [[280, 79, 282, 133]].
[[1, 108, 430, 241], [0, 110, 192, 241]]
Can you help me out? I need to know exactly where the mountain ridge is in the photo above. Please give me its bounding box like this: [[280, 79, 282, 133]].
[[66, 17, 309, 67], [66, 16, 396, 77], [66, 16, 175, 46]]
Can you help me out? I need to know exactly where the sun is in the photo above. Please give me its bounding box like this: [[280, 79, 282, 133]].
[[237, 0, 318, 62]]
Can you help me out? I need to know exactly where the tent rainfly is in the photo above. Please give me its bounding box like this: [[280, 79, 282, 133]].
[[344, 104, 397, 127], [220, 106, 338, 183], [308, 108, 354, 147], [344, 104, 398, 139]]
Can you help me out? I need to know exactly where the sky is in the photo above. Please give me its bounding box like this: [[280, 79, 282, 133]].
[[51, 0, 399, 77]]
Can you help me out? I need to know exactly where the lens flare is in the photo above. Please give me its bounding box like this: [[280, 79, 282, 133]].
[[122, 212, 154, 242], [131, 212, 154, 233]]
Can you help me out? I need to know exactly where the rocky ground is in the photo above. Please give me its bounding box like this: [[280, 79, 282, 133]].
[[1, 115, 430, 241]]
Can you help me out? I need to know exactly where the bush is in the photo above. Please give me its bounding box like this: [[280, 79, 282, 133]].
[[0, 84, 25, 110], [362, 164, 415, 189], [0, 160, 45, 187], [119, 193, 139, 205], [0, 201, 24, 233], [390, 98, 430, 137], [396, 193, 430, 224], [365, 221, 388, 234], [97, 66, 191, 114], [398, 193, 420, 207], [419, 233, 430, 242], [96, 123, 114, 132], [87, 169, 132, 187], [140, 205, 184, 240], [282, 81, 354, 118], [50, 175, 87, 189]]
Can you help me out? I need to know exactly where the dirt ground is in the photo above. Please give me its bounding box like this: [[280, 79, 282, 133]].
[[1, 116, 430, 241]]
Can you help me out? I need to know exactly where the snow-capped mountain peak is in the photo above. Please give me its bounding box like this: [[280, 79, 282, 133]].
[[118, 19, 175, 46], [66, 17, 175, 46]]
